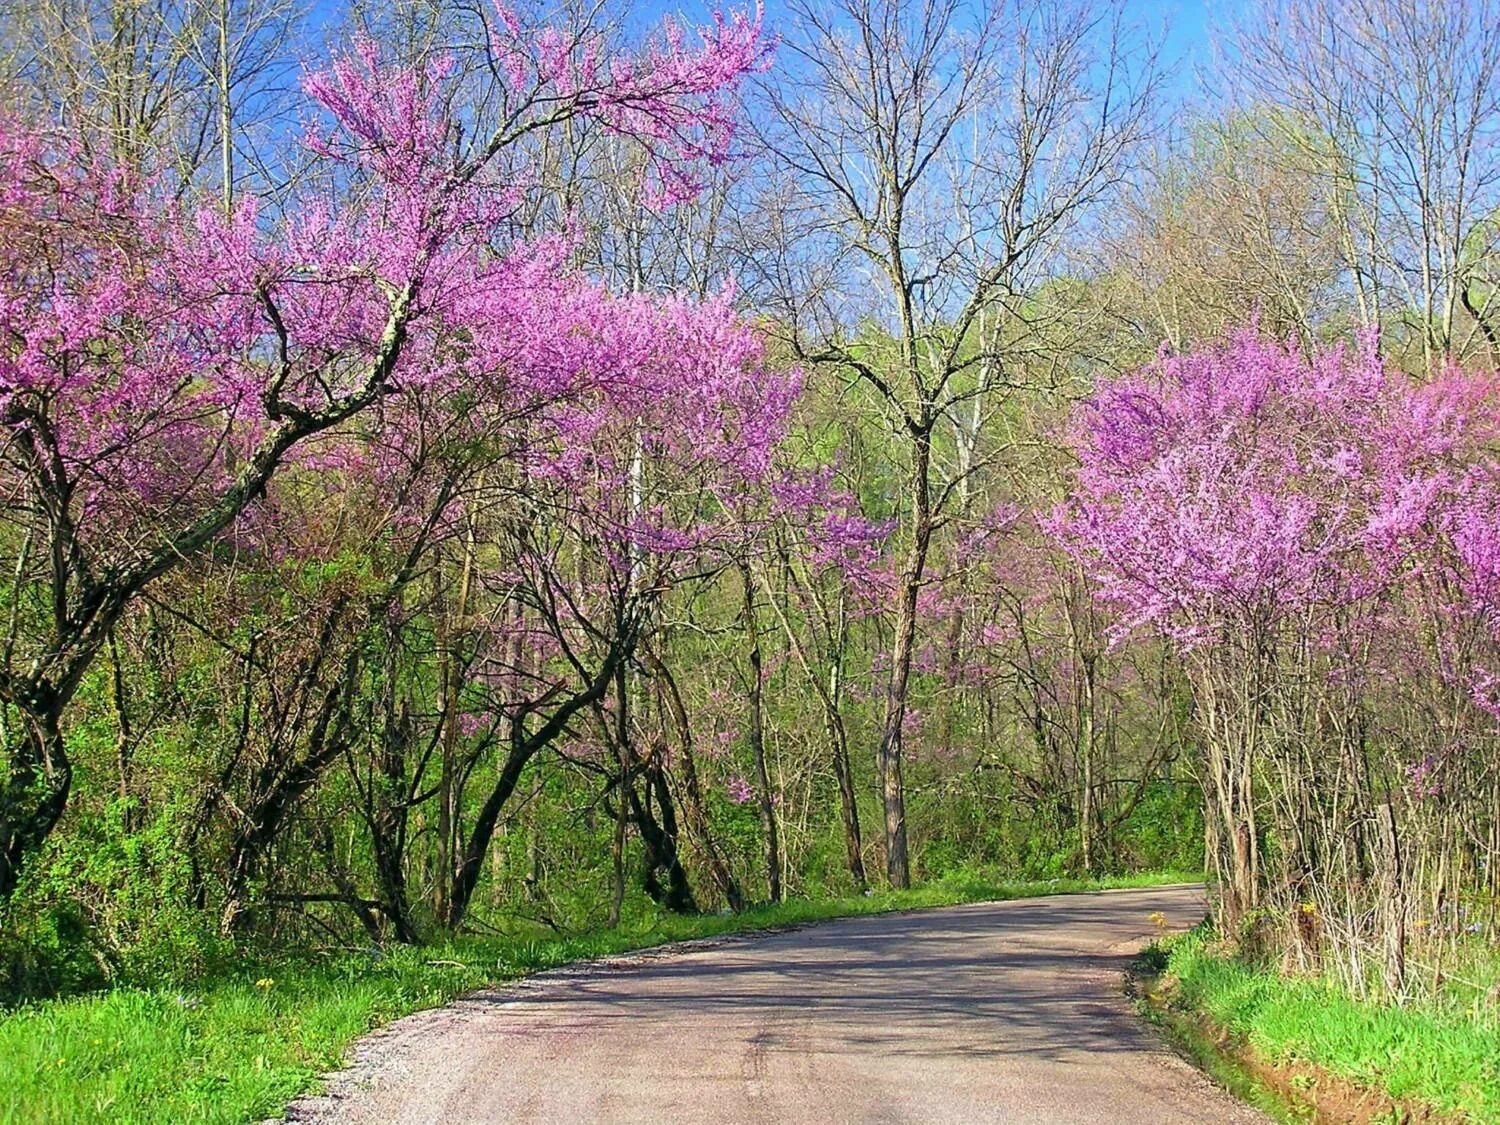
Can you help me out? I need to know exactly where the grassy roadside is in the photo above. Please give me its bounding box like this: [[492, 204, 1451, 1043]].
[[0, 869, 1195, 1124], [1135, 932, 1500, 1123]]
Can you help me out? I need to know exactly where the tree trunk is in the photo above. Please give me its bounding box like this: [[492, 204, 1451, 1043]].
[[370, 696, 420, 945], [876, 425, 933, 889], [759, 566, 864, 888], [608, 663, 630, 927], [608, 767, 628, 927], [825, 691, 866, 889], [106, 629, 138, 834], [443, 639, 628, 932], [643, 650, 744, 911], [741, 562, 781, 902], [0, 704, 70, 905], [222, 654, 357, 934], [629, 753, 697, 914], [823, 597, 865, 889], [433, 531, 475, 925]]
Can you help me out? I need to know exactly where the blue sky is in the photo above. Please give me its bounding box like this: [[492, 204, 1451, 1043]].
[[1151, 0, 1245, 103], [306, 0, 1246, 108], [640, 0, 1248, 107], [1156, 0, 1236, 62]]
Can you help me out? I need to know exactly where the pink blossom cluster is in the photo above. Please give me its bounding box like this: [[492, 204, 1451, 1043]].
[[1049, 332, 1497, 640], [490, 3, 772, 206], [0, 8, 772, 586], [1049, 329, 1500, 746]]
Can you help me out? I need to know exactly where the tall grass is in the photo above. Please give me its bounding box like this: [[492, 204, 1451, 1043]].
[[1165, 932, 1500, 1121]]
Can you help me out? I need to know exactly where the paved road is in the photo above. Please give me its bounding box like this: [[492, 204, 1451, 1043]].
[[287, 885, 1263, 1124]]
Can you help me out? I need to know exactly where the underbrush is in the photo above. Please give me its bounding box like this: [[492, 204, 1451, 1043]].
[[1154, 930, 1500, 1121], [0, 868, 1195, 1123]]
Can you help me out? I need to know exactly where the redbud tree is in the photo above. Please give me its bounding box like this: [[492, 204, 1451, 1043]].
[[1051, 330, 1500, 974], [0, 6, 769, 904], [433, 288, 800, 927]]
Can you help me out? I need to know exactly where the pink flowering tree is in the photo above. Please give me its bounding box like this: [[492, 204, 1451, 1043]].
[[0, 8, 768, 906], [1051, 329, 1500, 974], [425, 289, 800, 926]]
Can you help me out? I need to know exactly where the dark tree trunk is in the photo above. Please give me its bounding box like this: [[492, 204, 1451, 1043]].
[[442, 634, 631, 932], [0, 703, 70, 905], [608, 662, 631, 927], [770, 564, 865, 890], [222, 643, 358, 934], [740, 563, 782, 902], [629, 753, 697, 914], [643, 650, 744, 911], [369, 694, 420, 945], [824, 696, 866, 889], [443, 733, 537, 931]]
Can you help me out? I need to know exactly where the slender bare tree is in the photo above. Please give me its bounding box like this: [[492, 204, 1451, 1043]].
[[0, 0, 302, 197], [746, 0, 1160, 885], [1102, 116, 1345, 353], [1231, 0, 1500, 367]]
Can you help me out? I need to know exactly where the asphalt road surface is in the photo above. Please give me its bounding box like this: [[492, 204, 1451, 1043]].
[[286, 884, 1264, 1124]]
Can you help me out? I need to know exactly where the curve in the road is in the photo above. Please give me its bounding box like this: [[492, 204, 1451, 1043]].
[[286, 884, 1265, 1124]]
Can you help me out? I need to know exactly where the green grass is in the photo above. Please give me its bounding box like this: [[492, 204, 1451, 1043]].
[[1162, 932, 1500, 1122], [0, 869, 1195, 1124]]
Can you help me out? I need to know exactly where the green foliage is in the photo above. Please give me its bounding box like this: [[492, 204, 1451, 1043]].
[[0, 897, 104, 1003], [1113, 783, 1204, 873], [1162, 932, 1500, 1121], [0, 872, 1194, 1123], [908, 777, 1202, 882], [1, 800, 228, 1003]]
